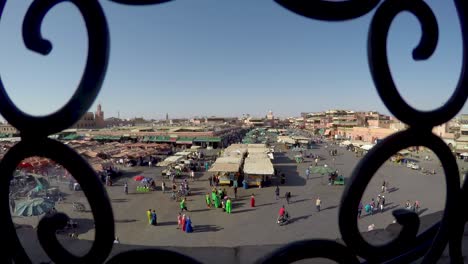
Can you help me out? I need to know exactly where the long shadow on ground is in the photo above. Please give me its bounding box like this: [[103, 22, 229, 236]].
[[289, 214, 311, 224], [115, 219, 137, 223], [193, 225, 223, 233], [232, 209, 255, 214]]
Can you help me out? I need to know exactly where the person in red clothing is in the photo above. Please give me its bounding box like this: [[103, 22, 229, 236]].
[[279, 205, 285, 217], [250, 194, 255, 207]]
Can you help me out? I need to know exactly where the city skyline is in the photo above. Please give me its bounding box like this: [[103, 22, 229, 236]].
[[0, 1, 465, 120]]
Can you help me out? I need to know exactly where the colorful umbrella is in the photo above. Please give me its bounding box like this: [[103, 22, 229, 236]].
[[133, 175, 145, 181], [15, 198, 55, 217]]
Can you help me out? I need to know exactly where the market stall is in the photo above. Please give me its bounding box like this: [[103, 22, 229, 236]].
[[156, 155, 184, 167], [209, 156, 243, 185], [243, 156, 274, 187]]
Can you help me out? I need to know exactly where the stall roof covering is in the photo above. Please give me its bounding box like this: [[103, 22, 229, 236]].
[[157, 155, 183, 166], [398, 149, 411, 155], [63, 134, 81, 140], [243, 157, 274, 175], [350, 140, 367, 146], [154, 136, 177, 142], [174, 151, 192, 157], [340, 140, 352, 145], [277, 136, 296, 144], [214, 156, 243, 164], [291, 136, 310, 141], [247, 147, 268, 153], [208, 163, 241, 172], [248, 152, 269, 159], [360, 144, 375, 151], [248, 144, 266, 148], [176, 137, 195, 143], [193, 137, 221, 143], [82, 150, 98, 158]]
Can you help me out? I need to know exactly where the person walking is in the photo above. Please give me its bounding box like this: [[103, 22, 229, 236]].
[[185, 216, 193, 233], [250, 194, 255, 207], [285, 192, 291, 204], [381, 196, 386, 213], [413, 200, 420, 213], [314, 158, 318, 166], [124, 182, 128, 195], [180, 197, 188, 212], [151, 210, 157, 226], [209, 176, 213, 187], [146, 209, 152, 225], [205, 193, 211, 208], [190, 170, 195, 181], [315, 197, 321, 212], [275, 185, 280, 200], [381, 180, 386, 193], [161, 181, 166, 193], [182, 214, 187, 232], [306, 168, 310, 180], [177, 213, 183, 229], [226, 197, 232, 214], [233, 186, 238, 199]]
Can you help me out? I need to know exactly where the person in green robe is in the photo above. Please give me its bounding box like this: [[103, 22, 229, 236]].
[[180, 198, 188, 212], [226, 198, 232, 214], [205, 193, 211, 208], [211, 191, 218, 207]]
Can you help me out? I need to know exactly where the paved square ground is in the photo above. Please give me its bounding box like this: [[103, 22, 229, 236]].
[[13, 142, 455, 260]]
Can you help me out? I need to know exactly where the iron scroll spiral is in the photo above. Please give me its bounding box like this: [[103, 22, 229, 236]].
[[0, 0, 199, 263], [260, 0, 468, 263], [1, 0, 467, 263]]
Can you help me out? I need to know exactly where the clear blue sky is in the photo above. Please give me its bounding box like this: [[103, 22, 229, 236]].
[[0, 0, 464, 119]]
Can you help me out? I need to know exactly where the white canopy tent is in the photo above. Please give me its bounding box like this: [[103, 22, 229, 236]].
[[340, 140, 351, 146], [243, 157, 274, 175], [361, 144, 375, 151], [156, 155, 184, 167]]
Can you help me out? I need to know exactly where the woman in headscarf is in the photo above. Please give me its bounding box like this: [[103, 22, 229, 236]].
[[212, 190, 220, 208], [226, 197, 232, 214], [147, 209, 152, 224], [205, 193, 211, 208], [151, 210, 157, 226], [185, 216, 193, 233], [182, 214, 187, 231], [177, 213, 182, 229]]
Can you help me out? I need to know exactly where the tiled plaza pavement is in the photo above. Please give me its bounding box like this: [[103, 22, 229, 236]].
[[14, 142, 458, 262]]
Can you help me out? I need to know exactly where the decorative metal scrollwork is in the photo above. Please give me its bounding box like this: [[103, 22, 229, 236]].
[[1, 0, 466, 263], [261, 0, 468, 263]]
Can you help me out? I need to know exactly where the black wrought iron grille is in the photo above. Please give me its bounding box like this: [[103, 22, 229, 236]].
[[0, 0, 466, 263]]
